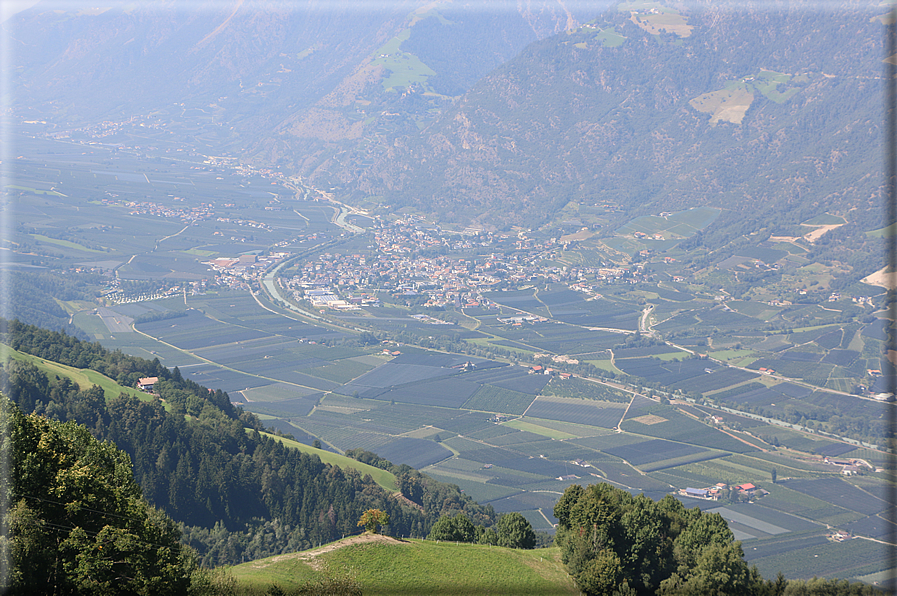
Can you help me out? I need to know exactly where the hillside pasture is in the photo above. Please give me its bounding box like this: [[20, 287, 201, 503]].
[[230, 537, 579, 595], [629, 9, 693, 37], [372, 30, 436, 90], [594, 26, 626, 47], [616, 207, 719, 240], [751, 70, 802, 103], [5, 347, 154, 403], [688, 83, 754, 125]]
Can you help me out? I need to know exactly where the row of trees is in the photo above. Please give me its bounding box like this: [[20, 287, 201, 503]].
[[427, 512, 536, 549]]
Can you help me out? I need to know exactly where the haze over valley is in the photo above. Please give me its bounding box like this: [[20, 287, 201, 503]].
[[1, 0, 895, 593]]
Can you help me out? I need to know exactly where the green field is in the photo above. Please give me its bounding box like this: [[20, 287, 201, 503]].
[[31, 234, 106, 253], [616, 207, 721, 238], [594, 26, 626, 47], [3, 344, 153, 403], [802, 213, 846, 226], [502, 419, 577, 440], [229, 536, 578, 595], [6, 184, 64, 195], [372, 29, 436, 90], [751, 71, 801, 103]]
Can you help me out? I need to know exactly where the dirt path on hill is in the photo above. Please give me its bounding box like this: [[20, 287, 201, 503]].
[[803, 223, 843, 242], [249, 534, 410, 570]]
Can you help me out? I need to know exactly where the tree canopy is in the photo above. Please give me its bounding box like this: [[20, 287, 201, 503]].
[[553, 483, 880, 596], [495, 512, 536, 549], [3, 396, 196, 594], [428, 513, 477, 543], [357, 509, 390, 534]]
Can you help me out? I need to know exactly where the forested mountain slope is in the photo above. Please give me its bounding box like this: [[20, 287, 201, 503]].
[[353, 1, 884, 230], [0, 320, 495, 566]]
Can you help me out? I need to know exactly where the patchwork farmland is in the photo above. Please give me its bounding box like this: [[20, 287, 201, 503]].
[[16, 132, 893, 584], [80, 288, 893, 584]]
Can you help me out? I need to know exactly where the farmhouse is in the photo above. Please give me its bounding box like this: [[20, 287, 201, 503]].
[[734, 482, 760, 497], [138, 377, 158, 392], [828, 531, 852, 542]]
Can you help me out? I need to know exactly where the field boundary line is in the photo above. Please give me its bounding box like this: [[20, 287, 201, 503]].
[[130, 324, 321, 393]]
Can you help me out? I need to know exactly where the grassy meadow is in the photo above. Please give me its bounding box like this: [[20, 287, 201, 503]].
[[229, 535, 578, 595]]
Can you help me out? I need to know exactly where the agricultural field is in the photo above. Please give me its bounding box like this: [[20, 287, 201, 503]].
[[615, 207, 720, 242], [84, 286, 897, 583], [7, 133, 338, 279], [18, 133, 894, 584]]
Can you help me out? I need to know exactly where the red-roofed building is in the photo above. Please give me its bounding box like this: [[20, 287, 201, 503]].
[[736, 483, 757, 495]]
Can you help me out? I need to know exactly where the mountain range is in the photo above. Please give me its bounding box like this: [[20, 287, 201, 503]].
[[5, 0, 886, 230]]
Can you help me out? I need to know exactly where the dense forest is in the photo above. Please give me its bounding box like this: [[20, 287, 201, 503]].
[[553, 483, 882, 595], [0, 319, 494, 566], [4, 270, 99, 341], [3, 396, 197, 593]]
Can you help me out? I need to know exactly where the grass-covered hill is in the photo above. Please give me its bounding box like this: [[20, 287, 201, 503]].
[[227, 527, 883, 596], [229, 534, 579, 596]]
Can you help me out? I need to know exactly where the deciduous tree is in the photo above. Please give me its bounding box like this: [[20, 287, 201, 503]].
[[428, 513, 476, 543], [357, 509, 389, 534], [495, 512, 536, 549], [4, 396, 195, 593]]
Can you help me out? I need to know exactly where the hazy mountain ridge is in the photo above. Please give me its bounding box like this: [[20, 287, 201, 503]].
[[6, 1, 884, 233], [346, 1, 884, 228], [10, 0, 409, 127], [8, 0, 593, 156]]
